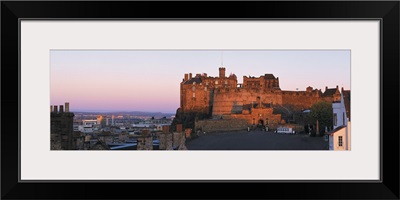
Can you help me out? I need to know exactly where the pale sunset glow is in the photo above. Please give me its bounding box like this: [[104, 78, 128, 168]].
[[50, 50, 350, 113]]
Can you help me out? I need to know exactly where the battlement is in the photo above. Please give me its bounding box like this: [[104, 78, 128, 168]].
[[281, 90, 321, 97]]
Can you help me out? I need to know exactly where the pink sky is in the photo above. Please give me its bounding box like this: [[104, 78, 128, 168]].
[[50, 50, 350, 113]]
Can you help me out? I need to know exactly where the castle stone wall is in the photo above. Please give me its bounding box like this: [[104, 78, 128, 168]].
[[281, 91, 322, 110], [195, 119, 249, 132], [212, 89, 283, 115]]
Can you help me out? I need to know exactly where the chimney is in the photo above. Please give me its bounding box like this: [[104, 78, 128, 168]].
[[336, 85, 339, 89], [162, 125, 169, 133], [184, 74, 189, 81], [65, 102, 69, 112], [142, 129, 150, 136], [325, 86, 328, 91], [176, 124, 183, 132], [219, 67, 226, 78], [196, 73, 201, 77], [204, 73, 207, 77], [189, 73, 192, 79], [50, 105, 53, 112], [54, 105, 58, 113], [59, 105, 64, 113]]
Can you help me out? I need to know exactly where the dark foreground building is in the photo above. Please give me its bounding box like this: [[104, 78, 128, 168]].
[[50, 102, 74, 150]]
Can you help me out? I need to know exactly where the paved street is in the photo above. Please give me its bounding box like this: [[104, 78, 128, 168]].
[[186, 130, 328, 150]]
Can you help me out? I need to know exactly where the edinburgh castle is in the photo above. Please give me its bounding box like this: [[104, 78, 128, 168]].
[[176, 67, 344, 131]]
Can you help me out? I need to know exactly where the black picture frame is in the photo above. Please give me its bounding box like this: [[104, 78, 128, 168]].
[[2, 1, 399, 199]]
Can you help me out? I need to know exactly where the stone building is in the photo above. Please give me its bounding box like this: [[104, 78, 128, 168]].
[[180, 67, 343, 128], [89, 140, 110, 150], [50, 102, 75, 150]]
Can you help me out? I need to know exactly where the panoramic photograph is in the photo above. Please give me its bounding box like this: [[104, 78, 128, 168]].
[[50, 50, 351, 151]]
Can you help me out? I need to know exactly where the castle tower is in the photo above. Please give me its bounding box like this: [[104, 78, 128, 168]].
[[219, 67, 226, 78]]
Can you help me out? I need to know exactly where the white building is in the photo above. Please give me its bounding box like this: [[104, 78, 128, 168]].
[[82, 119, 97, 126], [78, 125, 94, 133], [328, 88, 351, 150], [156, 124, 171, 131]]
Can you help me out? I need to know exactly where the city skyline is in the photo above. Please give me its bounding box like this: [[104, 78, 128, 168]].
[[50, 50, 350, 113]]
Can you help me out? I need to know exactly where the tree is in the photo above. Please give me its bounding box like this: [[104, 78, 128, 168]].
[[310, 101, 333, 135], [170, 108, 210, 132]]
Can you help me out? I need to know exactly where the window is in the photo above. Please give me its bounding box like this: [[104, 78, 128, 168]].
[[338, 136, 343, 146], [333, 113, 337, 126], [192, 93, 195, 98], [215, 80, 218, 84]]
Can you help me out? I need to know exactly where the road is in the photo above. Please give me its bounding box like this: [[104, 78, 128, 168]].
[[185, 130, 328, 150]]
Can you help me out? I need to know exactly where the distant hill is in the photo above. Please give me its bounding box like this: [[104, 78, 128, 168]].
[[71, 110, 175, 117]]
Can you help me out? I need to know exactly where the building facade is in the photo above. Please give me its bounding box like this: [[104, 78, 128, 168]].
[[328, 88, 351, 150]]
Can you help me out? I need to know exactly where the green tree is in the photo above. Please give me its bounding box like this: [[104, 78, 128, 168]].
[[310, 101, 333, 135], [170, 108, 210, 132]]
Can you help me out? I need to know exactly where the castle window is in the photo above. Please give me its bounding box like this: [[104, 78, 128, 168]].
[[193, 93, 195, 98]]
